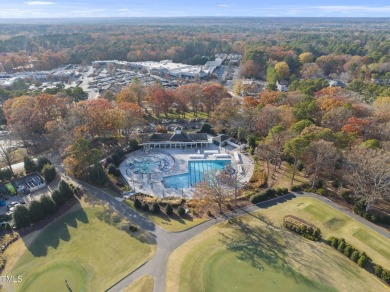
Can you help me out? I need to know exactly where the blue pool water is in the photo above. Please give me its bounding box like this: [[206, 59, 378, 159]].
[[163, 160, 231, 189]]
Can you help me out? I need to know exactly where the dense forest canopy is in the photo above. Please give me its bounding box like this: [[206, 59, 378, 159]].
[[0, 18, 389, 73]]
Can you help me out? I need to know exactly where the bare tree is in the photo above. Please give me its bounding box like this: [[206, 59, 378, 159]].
[[193, 168, 233, 213], [302, 140, 339, 187], [219, 163, 246, 208], [0, 140, 17, 174], [344, 148, 390, 211]]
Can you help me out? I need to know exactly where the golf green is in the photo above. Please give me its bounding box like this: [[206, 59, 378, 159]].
[[5, 200, 156, 291]]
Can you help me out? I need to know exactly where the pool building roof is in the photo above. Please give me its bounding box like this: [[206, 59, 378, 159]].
[[149, 132, 208, 143]]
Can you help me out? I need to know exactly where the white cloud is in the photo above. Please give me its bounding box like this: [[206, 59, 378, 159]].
[[316, 5, 390, 13], [25, 1, 55, 5], [218, 4, 229, 7]]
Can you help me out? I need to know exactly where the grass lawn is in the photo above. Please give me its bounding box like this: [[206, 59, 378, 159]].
[[121, 275, 154, 292], [125, 200, 206, 232], [259, 197, 390, 267], [3, 200, 156, 292], [166, 197, 390, 292]]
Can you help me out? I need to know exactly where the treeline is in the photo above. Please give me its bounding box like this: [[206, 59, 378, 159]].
[[13, 180, 76, 229]]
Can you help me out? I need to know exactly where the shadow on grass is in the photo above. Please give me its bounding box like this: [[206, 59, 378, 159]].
[[219, 215, 335, 290], [23, 200, 88, 257], [95, 205, 157, 245]]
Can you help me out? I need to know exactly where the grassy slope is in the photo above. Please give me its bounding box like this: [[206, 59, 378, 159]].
[[166, 197, 390, 292], [125, 200, 206, 232], [121, 275, 154, 292], [4, 201, 156, 292]]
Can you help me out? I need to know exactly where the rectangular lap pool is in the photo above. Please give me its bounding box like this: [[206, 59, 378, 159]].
[[163, 160, 231, 189]]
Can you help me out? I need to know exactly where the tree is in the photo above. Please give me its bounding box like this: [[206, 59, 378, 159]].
[[344, 148, 390, 211], [193, 168, 233, 213], [151, 202, 160, 213], [24, 156, 37, 174], [59, 180, 73, 200], [199, 123, 213, 134], [302, 140, 339, 187], [275, 62, 290, 80], [166, 204, 173, 215], [202, 83, 231, 114], [52, 189, 66, 207], [177, 206, 185, 217], [42, 163, 56, 183], [28, 200, 45, 223], [0, 141, 16, 174], [299, 52, 315, 64], [40, 195, 57, 215], [37, 156, 51, 172], [134, 198, 142, 209], [284, 137, 310, 185], [13, 205, 31, 229], [341, 117, 369, 135]]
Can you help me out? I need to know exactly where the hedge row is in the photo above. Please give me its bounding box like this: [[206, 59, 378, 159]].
[[250, 188, 288, 204], [134, 199, 186, 217], [284, 216, 322, 241], [13, 180, 74, 229], [353, 202, 390, 226], [328, 237, 390, 285]]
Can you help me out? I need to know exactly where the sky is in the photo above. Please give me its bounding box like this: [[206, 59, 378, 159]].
[[0, 0, 390, 18]]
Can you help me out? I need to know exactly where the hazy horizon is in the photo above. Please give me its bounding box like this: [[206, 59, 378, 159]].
[[1, 1, 390, 19]]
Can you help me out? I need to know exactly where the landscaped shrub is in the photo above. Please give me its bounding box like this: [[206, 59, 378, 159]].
[[177, 206, 185, 217], [284, 216, 321, 241], [381, 269, 390, 284], [373, 265, 383, 277], [250, 189, 276, 204], [108, 163, 117, 175], [282, 188, 289, 194], [337, 239, 346, 252], [166, 204, 173, 215], [353, 201, 390, 226], [343, 245, 353, 257], [350, 250, 360, 262], [134, 198, 142, 209], [42, 163, 57, 183], [357, 254, 368, 268], [142, 202, 150, 212], [291, 185, 302, 192], [151, 202, 160, 213], [317, 188, 326, 196], [129, 225, 138, 232], [275, 188, 283, 196]]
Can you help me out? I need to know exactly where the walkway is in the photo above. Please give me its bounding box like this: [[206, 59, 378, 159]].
[[76, 182, 390, 292]]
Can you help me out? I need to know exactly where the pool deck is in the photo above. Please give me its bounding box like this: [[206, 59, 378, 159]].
[[119, 144, 254, 198]]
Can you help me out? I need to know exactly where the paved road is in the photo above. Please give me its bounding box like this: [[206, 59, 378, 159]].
[[30, 155, 390, 292], [74, 183, 390, 292]]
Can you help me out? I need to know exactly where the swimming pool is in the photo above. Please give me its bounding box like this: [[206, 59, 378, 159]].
[[163, 160, 231, 189], [127, 155, 173, 174]]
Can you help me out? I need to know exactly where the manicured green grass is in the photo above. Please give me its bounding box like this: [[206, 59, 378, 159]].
[[166, 197, 390, 292], [4, 201, 156, 292], [259, 197, 390, 267], [125, 200, 206, 232], [121, 275, 154, 292]]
